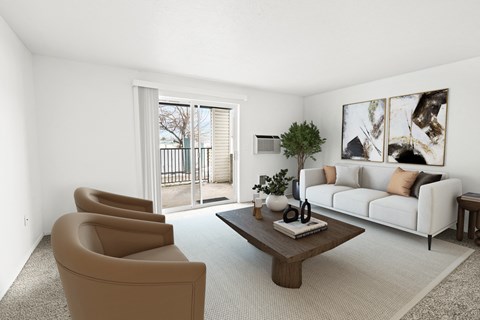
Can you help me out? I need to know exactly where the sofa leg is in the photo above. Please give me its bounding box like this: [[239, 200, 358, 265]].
[[428, 235, 432, 250]]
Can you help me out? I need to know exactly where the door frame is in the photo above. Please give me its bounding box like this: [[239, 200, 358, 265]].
[[158, 96, 239, 214]]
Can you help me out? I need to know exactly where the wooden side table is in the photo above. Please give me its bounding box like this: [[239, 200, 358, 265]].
[[456, 196, 480, 245]]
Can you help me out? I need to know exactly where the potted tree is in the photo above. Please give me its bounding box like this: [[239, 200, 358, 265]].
[[252, 169, 293, 211], [280, 121, 326, 200]]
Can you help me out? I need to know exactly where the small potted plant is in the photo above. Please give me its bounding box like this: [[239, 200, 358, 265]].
[[280, 121, 326, 200], [252, 169, 293, 211]]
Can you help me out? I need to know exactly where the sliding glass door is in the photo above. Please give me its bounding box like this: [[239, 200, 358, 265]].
[[158, 99, 236, 212]]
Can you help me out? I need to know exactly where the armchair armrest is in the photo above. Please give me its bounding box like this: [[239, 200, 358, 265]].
[[98, 191, 154, 212], [417, 178, 462, 235], [87, 203, 165, 223], [74, 187, 165, 223], [53, 213, 174, 268], [300, 168, 326, 201], [92, 215, 174, 257]]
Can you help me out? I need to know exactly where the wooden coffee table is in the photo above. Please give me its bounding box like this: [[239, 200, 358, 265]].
[[216, 205, 364, 288]]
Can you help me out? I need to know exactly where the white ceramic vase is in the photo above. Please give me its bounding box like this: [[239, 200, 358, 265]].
[[266, 194, 288, 211]]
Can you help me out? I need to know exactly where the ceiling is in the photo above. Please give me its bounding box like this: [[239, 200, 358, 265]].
[[1, 0, 480, 96]]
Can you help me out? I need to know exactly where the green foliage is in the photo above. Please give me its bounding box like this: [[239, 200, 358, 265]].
[[280, 121, 326, 179], [252, 169, 293, 196]]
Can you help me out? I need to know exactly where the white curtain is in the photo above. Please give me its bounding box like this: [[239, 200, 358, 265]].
[[137, 86, 161, 212]]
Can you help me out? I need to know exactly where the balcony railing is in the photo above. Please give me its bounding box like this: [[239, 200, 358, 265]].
[[160, 147, 211, 185]]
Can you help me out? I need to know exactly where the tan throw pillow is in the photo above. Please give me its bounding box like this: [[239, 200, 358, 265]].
[[387, 167, 419, 196], [324, 166, 336, 184]]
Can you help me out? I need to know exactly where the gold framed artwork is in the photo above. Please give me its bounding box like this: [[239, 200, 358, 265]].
[[341, 98, 386, 162], [387, 88, 448, 166]]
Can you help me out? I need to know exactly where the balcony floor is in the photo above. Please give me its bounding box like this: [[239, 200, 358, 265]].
[[161, 182, 234, 209]]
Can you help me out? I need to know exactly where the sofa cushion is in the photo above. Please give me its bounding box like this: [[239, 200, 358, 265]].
[[369, 195, 418, 230], [334, 188, 390, 217], [122, 245, 189, 262], [410, 172, 442, 198], [324, 165, 336, 184], [335, 165, 360, 188], [360, 165, 396, 191], [306, 184, 352, 207], [387, 167, 419, 196]]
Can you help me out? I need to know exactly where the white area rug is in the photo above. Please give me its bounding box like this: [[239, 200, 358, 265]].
[[168, 203, 473, 320]]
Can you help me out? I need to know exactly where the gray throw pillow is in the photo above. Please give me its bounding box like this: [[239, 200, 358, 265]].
[[410, 172, 442, 198], [335, 165, 360, 188]]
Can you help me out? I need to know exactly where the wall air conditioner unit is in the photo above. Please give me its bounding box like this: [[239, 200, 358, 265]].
[[254, 135, 281, 154]]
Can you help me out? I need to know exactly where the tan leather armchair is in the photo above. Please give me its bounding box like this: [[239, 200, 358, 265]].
[[51, 212, 206, 320], [74, 187, 165, 223]]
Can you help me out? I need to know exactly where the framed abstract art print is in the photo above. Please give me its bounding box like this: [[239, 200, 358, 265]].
[[341, 99, 386, 162], [387, 89, 448, 166]]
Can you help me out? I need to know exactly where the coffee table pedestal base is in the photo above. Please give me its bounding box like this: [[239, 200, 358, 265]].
[[271, 258, 302, 288]]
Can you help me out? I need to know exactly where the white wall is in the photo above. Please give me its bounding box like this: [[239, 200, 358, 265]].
[[304, 57, 480, 194], [34, 57, 139, 233], [0, 17, 43, 299], [34, 56, 303, 234]]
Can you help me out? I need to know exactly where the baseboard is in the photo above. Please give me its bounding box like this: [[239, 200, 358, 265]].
[[0, 233, 44, 301]]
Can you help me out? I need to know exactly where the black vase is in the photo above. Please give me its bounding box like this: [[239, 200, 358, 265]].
[[282, 205, 299, 223], [300, 199, 311, 223], [292, 179, 300, 200]]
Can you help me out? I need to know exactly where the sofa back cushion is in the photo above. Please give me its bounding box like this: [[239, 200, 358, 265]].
[[334, 164, 447, 192], [360, 165, 397, 191]]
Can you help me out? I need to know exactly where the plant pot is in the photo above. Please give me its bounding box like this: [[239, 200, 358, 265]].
[[266, 194, 288, 211], [292, 179, 300, 200]]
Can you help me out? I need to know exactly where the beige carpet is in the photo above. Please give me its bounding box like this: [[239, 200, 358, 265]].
[[169, 203, 473, 320]]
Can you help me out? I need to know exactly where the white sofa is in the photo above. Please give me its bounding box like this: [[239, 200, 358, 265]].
[[299, 165, 462, 250]]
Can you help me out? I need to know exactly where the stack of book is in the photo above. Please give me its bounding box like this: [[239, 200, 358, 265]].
[[461, 192, 480, 202], [273, 217, 328, 239]]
